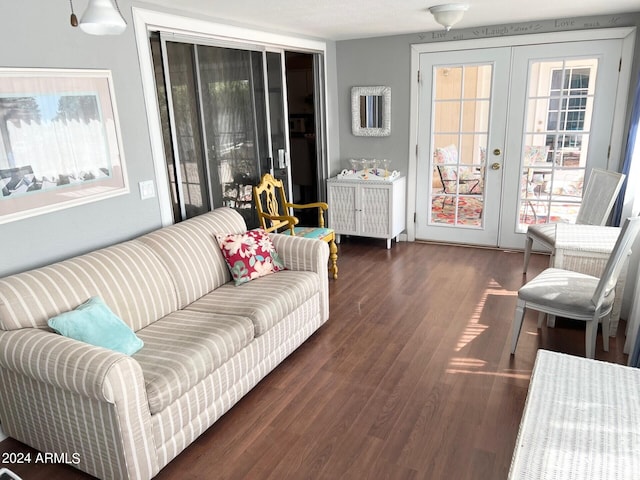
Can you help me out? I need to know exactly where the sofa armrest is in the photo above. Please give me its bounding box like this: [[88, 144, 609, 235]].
[[0, 329, 159, 480], [270, 233, 329, 272], [270, 234, 330, 321], [0, 329, 139, 402]]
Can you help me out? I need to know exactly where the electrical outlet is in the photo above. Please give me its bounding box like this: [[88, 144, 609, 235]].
[[139, 180, 156, 200]]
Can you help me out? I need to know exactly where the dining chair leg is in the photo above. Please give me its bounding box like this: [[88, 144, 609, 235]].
[[523, 234, 534, 274], [601, 313, 610, 352], [547, 314, 556, 328], [585, 316, 599, 359], [329, 240, 338, 280], [511, 299, 526, 354]]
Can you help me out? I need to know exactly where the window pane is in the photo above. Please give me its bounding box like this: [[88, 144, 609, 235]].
[[430, 63, 492, 229], [518, 59, 597, 231], [165, 41, 210, 219], [434, 66, 462, 100], [198, 46, 268, 227]]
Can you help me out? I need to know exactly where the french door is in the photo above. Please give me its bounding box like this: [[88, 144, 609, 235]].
[[499, 40, 622, 248], [415, 38, 624, 248], [416, 47, 510, 245], [152, 35, 292, 228]]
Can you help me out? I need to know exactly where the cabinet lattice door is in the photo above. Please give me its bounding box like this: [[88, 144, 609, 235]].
[[327, 176, 406, 249]]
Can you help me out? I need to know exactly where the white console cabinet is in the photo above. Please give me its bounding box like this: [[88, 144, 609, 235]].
[[327, 176, 406, 249]]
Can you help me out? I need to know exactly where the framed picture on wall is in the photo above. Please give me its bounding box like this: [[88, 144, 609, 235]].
[[0, 68, 128, 225]]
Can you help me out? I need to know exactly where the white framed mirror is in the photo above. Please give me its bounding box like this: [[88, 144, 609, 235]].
[[351, 85, 391, 136]]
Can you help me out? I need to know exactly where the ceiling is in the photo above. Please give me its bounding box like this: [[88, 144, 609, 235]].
[[141, 0, 639, 41]]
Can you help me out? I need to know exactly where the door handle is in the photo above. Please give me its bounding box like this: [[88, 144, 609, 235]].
[[493, 148, 502, 156], [491, 162, 501, 170]]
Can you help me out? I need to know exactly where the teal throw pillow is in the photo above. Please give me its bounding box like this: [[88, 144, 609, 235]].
[[48, 297, 144, 355]]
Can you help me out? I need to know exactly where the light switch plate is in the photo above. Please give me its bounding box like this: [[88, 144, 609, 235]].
[[139, 180, 156, 200]]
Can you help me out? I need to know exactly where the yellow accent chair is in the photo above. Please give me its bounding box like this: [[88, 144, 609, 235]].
[[253, 173, 338, 279]]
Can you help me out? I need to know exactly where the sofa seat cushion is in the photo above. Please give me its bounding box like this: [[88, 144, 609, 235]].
[[133, 310, 254, 414], [185, 270, 320, 336]]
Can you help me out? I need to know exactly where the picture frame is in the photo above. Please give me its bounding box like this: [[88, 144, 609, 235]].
[[0, 68, 128, 224]]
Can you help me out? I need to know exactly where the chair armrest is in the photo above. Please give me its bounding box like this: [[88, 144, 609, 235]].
[[262, 212, 299, 227], [287, 201, 329, 211], [0, 328, 144, 403], [270, 234, 330, 321], [286, 202, 329, 228]]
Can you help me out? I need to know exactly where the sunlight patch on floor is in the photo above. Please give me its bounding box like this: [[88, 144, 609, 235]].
[[454, 280, 517, 352], [446, 280, 525, 379], [445, 368, 531, 380], [448, 357, 486, 368]]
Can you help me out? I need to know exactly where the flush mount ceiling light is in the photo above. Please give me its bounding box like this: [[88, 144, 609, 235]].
[[429, 4, 469, 31], [69, 0, 127, 35]]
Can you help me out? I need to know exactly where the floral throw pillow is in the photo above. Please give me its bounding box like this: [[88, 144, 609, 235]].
[[434, 144, 458, 164], [216, 229, 285, 286]]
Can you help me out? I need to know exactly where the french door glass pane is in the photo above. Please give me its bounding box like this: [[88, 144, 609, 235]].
[[430, 64, 491, 227], [518, 58, 597, 229]]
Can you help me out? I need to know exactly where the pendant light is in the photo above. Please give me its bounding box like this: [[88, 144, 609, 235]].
[[69, 0, 127, 35]]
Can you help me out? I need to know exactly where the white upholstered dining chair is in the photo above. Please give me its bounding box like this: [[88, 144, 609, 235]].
[[522, 168, 625, 274], [511, 216, 640, 359]]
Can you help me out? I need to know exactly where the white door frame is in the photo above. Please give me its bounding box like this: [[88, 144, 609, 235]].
[[132, 7, 329, 226], [407, 27, 636, 243]]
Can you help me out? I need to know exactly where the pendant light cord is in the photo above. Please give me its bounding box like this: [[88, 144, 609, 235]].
[[113, 0, 127, 25]]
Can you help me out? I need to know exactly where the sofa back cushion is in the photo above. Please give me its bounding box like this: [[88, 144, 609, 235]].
[[138, 207, 246, 308], [0, 240, 178, 331]]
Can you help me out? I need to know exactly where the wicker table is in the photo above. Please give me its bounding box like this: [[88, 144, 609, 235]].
[[553, 223, 625, 336], [509, 350, 640, 479]]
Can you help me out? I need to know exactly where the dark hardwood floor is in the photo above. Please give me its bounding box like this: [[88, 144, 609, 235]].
[[0, 238, 629, 479]]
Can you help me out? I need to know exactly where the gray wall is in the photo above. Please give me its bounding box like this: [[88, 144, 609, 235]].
[[334, 13, 640, 178], [0, 1, 341, 277], [0, 1, 163, 277], [335, 34, 413, 176]]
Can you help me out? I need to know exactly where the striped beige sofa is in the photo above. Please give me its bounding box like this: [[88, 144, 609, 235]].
[[0, 207, 329, 480]]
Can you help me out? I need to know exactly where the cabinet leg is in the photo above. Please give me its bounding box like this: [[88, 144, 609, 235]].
[[386, 238, 391, 249], [335, 234, 341, 244]]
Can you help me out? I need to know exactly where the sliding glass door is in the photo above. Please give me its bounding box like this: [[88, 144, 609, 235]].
[[151, 35, 291, 227], [265, 51, 292, 197]]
